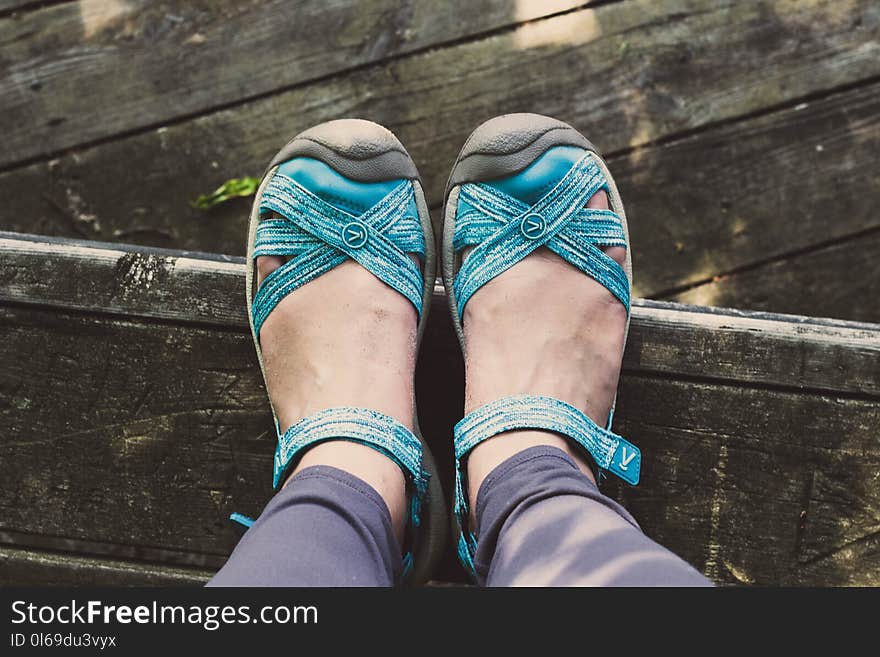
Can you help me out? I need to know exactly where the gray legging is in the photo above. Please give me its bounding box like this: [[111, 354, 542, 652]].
[[209, 445, 711, 586]]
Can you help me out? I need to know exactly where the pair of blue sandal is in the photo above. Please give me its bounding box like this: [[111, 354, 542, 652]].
[[244, 114, 641, 584]]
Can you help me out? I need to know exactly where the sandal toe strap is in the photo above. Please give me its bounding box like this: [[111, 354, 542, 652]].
[[452, 153, 630, 318], [252, 172, 425, 337]]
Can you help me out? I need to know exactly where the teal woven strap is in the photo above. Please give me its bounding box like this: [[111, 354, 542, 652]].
[[452, 153, 629, 318], [252, 173, 425, 338], [274, 407, 429, 498], [273, 406, 430, 576], [452, 394, 641, 576]]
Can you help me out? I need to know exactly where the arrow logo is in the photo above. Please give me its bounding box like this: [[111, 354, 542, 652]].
[[619, 446, 636, 470], [341, 221, 368, 248], [520, 213, 547, 240]]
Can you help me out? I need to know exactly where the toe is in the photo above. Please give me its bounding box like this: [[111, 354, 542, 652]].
[[587, 189, 608, 210], [588, 189, 626, 267], [256, 255, 284, 286]]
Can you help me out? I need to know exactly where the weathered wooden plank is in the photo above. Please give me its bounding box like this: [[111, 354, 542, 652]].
[[609, 376, 880, 586], [668, 230, 880, 324], [0, 233, 245, 328], [0, 526, 225, 571], [1, 304, 877, 585], [0, 0, 587, 167], [618, 82, 880, 301], [1, 236, 878, 584], [3, 233, 878, 396], [627, 301, 880, 398], [0, 547, 211, 586], [1, 1, 878, 322], [0, 305, 273, 558]]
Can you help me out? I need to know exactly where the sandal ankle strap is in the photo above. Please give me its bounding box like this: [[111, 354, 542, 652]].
[[452, 394, 640, 576], [274, 407, 429, 500], [273, 406, 430, 576]]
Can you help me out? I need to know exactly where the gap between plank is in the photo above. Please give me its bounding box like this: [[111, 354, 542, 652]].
[[0, 0, 74, 21], [0, 544, 213, 583], [624, 367, 880, 405], [651, 223, 880, 300], [604, 72, 880, 161], [0, 528, 226, 570]]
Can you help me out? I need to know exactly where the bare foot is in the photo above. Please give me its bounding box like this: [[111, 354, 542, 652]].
[[255, 230, 417, 541], [463, 188, 628, 507]]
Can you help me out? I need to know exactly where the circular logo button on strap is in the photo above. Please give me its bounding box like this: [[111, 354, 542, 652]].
[[520, 213, 547, 240], [341, 221, 368, 249]]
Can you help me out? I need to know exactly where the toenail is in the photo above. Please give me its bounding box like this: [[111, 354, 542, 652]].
[[520, 213, 547, 240], [341, 221, 368, 249]]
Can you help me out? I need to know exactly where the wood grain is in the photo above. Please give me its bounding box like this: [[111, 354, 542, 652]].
[[0, 235, 878, 584], [616, 82, 880, 302], [610, 376, 880, 586], [0, 233, 246, 327], [1, 2, 878, 322], [0, 1, 44, 14], [0, 0, 587, 166]]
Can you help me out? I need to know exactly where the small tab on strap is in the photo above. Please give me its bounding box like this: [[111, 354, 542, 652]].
[[607, 438, 641, 486], [228, 512, 255, 529], [452, 394, 640, 577]]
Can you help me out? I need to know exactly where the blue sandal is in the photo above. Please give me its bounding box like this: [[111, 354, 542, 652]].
[[441, 114, 642, 577], [244, 119, 446, 584]]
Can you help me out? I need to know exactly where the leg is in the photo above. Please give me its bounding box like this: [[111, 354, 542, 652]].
[[209, 464, 400, 586], [212, 246, 415, 585], [463, 187, 710, 586], [472, 446, 710, 586]]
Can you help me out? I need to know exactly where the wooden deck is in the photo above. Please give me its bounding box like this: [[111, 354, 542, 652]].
[[1, 1, 879, 585], [1, 233, 878, 585]]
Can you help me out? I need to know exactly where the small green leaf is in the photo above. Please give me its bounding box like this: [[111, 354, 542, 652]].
[[192, 176, 261, 210]]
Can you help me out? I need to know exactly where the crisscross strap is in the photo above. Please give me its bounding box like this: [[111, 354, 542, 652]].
[[452, 152, 629, 318], [452, 394, 641, 575], [252, 172, 426, 338], [274, 406, 430, 573]]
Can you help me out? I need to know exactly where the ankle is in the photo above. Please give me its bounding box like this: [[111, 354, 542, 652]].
[[289, 441, 408, 542], [465, 430, 596, 519]]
